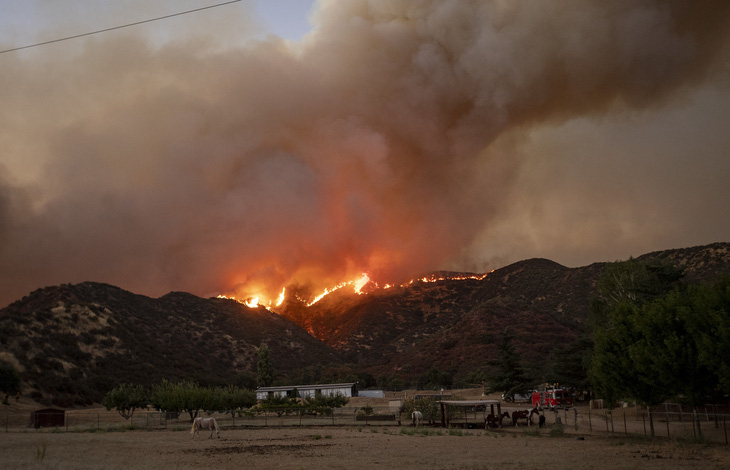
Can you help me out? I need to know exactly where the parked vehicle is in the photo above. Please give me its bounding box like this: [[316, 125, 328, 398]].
[[531, 384, 573, 409], [501, 391, 532, 403]]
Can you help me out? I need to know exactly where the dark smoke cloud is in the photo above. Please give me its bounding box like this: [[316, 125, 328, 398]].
[[1, 0, 729, 306]]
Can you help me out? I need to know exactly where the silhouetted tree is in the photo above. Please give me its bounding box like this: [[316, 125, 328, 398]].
[[418, 367, 453, 390], [550, 336, 593, 395], [102, 383, 148, 419], [589, 259, 683, 435], [487, 327, 532, 398], [232, 371, 257, 390], [589, 260, 730, 437], [257, 344, 274, 387], [0, 361, 21, 405], [150, 380, 208, 422]]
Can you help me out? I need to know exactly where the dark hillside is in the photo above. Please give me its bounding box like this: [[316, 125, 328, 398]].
[[279, 245, 729, 384], [0, 283, 340, 406], [1, 242, 728, 405]]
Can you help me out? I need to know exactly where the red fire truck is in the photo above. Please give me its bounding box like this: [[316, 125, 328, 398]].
[[531, 384, 573, 410]]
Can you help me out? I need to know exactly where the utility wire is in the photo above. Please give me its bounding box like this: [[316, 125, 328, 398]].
[[0, 0, 242, 55]]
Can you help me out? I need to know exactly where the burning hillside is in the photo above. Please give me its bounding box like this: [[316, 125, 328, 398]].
[[218, 271, 492, 312]]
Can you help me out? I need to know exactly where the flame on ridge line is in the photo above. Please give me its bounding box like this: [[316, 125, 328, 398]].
[[218, 286, 286, 309], [218, 271, 492, 310], [304, 273, 371, 306]]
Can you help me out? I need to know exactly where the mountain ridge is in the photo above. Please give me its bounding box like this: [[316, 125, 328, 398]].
[[2, 242, 728, 406]]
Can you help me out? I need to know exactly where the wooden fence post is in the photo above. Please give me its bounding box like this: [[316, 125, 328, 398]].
[[648, 407, 653, 437], [611, 410, 616, 432], [665, 413, 670, 439], [714, 405, 719, 429], [623, 411, 627, 435], [588, 407, 592, 432], [604, 411, 609, 433]]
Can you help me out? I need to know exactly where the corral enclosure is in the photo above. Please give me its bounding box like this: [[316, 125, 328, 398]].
[[4, 390, 730, 445], [6, 402, 730, 443], [3, 390, 730, 469]]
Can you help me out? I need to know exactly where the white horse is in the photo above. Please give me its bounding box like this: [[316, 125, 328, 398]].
[[411, 410, 423, 426], [191, 417, 220, 439]]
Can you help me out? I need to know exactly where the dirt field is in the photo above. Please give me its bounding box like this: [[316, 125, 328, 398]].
[[4, 391, 730, 469], [3, 424, 730, 470]]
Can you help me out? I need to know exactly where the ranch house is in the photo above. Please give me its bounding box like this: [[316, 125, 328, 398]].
[[256, 382, 357, 400]]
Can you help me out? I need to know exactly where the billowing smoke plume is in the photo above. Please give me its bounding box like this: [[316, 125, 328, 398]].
[[1, 0, 729, 306]]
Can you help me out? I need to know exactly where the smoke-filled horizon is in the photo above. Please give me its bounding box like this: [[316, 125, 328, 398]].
[[2, 0, 730, 307]]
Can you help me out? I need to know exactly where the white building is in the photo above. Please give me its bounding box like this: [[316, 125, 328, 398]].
[[255, 383, 357, 400]]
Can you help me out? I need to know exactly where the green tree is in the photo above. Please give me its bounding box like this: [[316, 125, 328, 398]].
[[694, 277, 730, 393], [225, 385, 258, 410], [487, 327, 532, 398], [151, 380, 209, 422], [550, 336, 593, 396], [464, 369, 489, 395], [0, 361, 21, 405], [589, 260, 728, 437], [202, 384, 257, 415], [102, 383, 148, 420], [356, 371, 377, 389], [418, 367, 453, 390], [231, 371, 258, 390], [257, 344, 274, 387], [402, 397, 439, 425], [589, 259, 683, 435], [590, 300, 672, 436], [303, 392, 349, 409], [594, 258, 683, 307], [302, 392, 349, 416], [635, 280, 730, 437], [257, 393, 299, 417]]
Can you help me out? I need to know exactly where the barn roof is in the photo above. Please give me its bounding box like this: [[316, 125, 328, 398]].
[[439, 400, 500, 406], [256, 383, 356, 392]]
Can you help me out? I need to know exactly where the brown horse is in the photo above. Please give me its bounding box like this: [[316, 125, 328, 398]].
[[485, 411, 510, 428], [512, 407, 539, 426]]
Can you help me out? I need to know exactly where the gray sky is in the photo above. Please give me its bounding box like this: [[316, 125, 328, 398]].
[[1, 0, 729, 307]]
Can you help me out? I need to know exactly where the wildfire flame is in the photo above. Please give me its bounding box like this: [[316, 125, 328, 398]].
[[306, 273, 370, 306], [275, 287, 286, 307], [218, 271, 491, 311]]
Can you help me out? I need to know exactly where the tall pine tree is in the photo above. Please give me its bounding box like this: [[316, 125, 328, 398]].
[[487, 327, 531, 398], [256, 344, 274, 387]]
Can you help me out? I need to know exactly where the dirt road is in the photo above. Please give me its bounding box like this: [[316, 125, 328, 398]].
[[3, 425, 730, 469]]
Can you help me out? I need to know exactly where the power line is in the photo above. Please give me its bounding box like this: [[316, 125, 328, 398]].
[[0, 0, 242, 55]]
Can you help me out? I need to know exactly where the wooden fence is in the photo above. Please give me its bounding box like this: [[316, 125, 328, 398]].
[[5, 404, 730, 445]]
